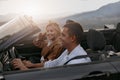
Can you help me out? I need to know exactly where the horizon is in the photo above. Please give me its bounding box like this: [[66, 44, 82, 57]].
[[0, 0, 119, 19]]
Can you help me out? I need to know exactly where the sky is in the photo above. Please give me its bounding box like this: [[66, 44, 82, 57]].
[[0, 0, 120, 18]]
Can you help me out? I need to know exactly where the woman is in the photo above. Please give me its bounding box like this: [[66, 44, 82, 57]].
[[32, 22, 63, 63], [12, 22, 64, 69]]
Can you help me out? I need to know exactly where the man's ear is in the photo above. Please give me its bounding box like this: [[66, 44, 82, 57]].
[[71, 35, 76, 42]]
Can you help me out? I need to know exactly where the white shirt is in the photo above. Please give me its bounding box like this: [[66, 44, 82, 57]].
[[44, 44, 91, 68]]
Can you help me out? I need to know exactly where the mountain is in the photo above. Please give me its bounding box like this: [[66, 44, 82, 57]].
[[1, 1, 120, 29], [55, 1, 120, 29]]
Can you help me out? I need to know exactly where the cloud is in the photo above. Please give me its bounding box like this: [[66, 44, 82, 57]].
[[0, 0, 8, 1], [81, 0, 88, 1]]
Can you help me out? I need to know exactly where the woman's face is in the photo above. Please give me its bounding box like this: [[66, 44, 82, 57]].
[[46, 26, 57, 41]]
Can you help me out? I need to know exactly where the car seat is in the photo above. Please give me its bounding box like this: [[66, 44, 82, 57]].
[[111, 23, 120, 52], [86, 29, 116, 61]]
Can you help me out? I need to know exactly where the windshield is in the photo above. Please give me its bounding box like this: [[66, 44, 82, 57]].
[[0, 15, 37, 44]]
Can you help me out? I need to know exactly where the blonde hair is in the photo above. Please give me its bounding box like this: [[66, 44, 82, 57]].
[[46, 22, 61, 37]]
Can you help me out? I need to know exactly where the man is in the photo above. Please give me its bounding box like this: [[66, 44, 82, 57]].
[[12, 22, 91, 70]]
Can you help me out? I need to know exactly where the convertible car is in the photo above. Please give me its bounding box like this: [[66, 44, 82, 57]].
[[0, 15, 120, 80]]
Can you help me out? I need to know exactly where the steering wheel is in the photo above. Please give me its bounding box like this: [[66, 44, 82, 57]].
[[9, 46, 26, 60], [9, 47, 19, 59], [2, 47, 27, 71], [2, 47, 19, 71], [2, 47, 20, 71]]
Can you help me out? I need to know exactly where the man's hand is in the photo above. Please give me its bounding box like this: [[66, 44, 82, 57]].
[[23, 60, 44, 68], [11, 58, 28, 70]]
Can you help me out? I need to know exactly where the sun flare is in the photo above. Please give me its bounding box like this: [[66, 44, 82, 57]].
[[19, 1, 39, 16]]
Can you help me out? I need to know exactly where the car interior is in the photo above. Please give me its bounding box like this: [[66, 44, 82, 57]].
[[0, 23, 120, 80], [13, 23, 120, 63]]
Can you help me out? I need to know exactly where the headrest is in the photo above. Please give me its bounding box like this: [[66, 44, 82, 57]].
[[116, 23, 120, 33], [87, 29, 106, 51]]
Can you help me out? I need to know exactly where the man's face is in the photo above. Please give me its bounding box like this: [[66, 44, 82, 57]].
[[61, 27, 72, 48]]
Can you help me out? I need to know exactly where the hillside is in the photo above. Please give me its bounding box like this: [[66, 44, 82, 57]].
[[55, 1, 120, 29]]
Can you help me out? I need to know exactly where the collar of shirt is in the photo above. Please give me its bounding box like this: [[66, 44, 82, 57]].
[[65, 44, 87, 61], [47, 40, 52, 46]]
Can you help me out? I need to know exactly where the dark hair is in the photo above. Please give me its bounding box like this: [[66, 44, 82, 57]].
[[116, 22, 120, 33], [63, 22, 84, 44], [66, 19, 75, 24]]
